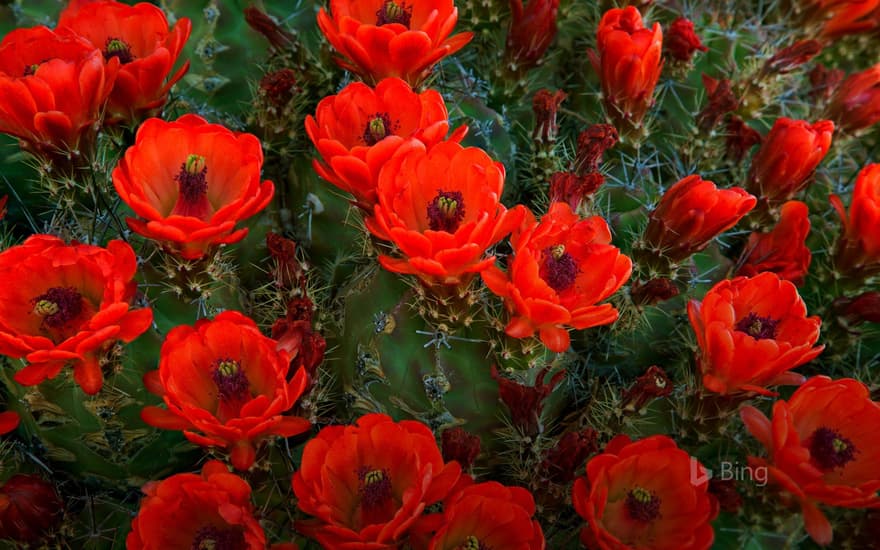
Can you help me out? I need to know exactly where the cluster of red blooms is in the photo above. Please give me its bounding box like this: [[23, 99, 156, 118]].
[[308, 0, 636, 352], [0, 0, 189, 164]]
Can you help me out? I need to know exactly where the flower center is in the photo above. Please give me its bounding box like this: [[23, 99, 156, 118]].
[[104, 37, 134, 64], [427, 190, 466, 233], [809, 427, 857, 471], [363, 113, 393, 146], [190, 525, 246, 550], [376, 0, 412, 27], [174, 154, 211, 217], [540, 245, 578, 292], [32, 287, 83, 328], [211, 359, 249, 401], [734, 312, 779, 340], [625, 486, 661, 522], [355, 465, 395, 527], [458, 535, 491, 550], [23, 63, 41, 77]]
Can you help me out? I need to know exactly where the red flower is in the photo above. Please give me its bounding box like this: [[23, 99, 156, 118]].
[[642, 175, 756, 263], [0, 26, 118, 159], [746, 117, 834, 204], [620, 365, 673, 412], [0, 474, 64, 544], [664, 17, 707, 62], [306, 78, 466, 209], [696, 74, 738, 131], [818, 0, 880, 40], [292, 413, 462, 548], [483, 202, 631, 352], [827, 62, 880, 133], [56, 1, 191, 125], [441, 427, 481, 470], [506, 0, 560, 69], [140, 311, 310, 471], [316, 0, 473, 86], [725, 116, 762, 162], [424, 481, 545, 549], [737, 200, 812, 285], [0, 411, 19, 435], [532, 88, 567, 142], [0, 235, 152, 395], [548, 171, 605, 211], [572, 435, 718, 550], [541, 429, 598, 484], [831, 164, 880, 282], [271, 296, 327, 383], [112, 115, 274, 260], [687, 272, 824, 396], [833, 291, 880, 327], [762, 40, 823, 75], [740, 376, 880, 546], [365, 140, 526, 286], [127, 460, 266, 549], [590, 7, 663, 131], [574, 124, 618, 174], [491, 365, 565, 435]]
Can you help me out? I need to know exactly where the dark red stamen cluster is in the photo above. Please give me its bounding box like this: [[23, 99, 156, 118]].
[[32, 286, 83, 328], [427, 190, 466, 233], [809, 427, 857, 471], [734, 312, 779, 340], [625, 487, 661, 522], [540, 246, 578, 292], [104, 37, 135, 64], [190, 525, 247, 550], [376, 1, 412, 27], [211, 358, 249, 401]]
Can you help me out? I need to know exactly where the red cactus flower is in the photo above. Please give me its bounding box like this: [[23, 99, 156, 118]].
[[818, 0, 880, 40], [292, 413, 462, 548], [738, 200, 812, 285], [423, 481, 545, 549], [762, 40, 823, 75], [725, 116, 762, 161], [127, 460, 266, 549], [316, 0, 473, 86], [0, 474, 64, 544], [440, 427, 481, 470], [740, 376, 880, 546], [140, 311, 310, 471], [483, 202, 631, 352], [0, 411, 18, 435], [642, 174, 756, 263], [112, 115, 274, 260], [306, 78, 466, 209], [541, 428, 598, 484], [532, 88, 567, 142], [0, 235, 152, 395], [827, 62, 880, 133], [696, 74, 738, 131], [687, 272, 824, 396], [549, 171, 605, 211], [491, 365, 565, 436], [506, 0, 560, 69], [574, 124, 618, 174], [572, 434, 718, 550], [56, 0, 191, 125], [365, 140, 526, 287], [664, 17, 707, 62], [0, 26, 118, 159], [590, 6, 663, 131], [831, 163, 880, 281], [746, 117, 834, 204], [620, 365, 673, 412]]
